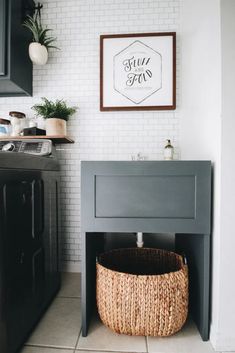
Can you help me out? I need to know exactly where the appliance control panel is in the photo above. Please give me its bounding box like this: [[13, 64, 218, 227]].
[[0, 139, 52, 156]]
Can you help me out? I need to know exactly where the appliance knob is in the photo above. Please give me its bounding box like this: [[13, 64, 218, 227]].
[[2, 142, 15, 152]]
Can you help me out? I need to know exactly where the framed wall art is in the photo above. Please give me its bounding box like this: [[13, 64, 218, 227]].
[[100, 32, 176, 111]]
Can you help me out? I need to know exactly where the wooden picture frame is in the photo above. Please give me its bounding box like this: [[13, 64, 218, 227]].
[[100, 32, 176, 111]]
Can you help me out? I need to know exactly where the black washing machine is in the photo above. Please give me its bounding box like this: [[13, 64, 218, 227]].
[[0, 139, 61, 353]]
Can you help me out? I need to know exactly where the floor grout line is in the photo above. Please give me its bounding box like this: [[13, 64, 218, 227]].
[[23, 344, 75, 351], [57, 295, 81, 299], [24, 343, 75, 350], [74, 326, 82, 352], [56, 295, 81, 298], [145, 336, 149, 353], [75, 350, 147, 353]]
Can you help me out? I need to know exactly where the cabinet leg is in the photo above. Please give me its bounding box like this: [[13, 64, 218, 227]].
[[175, 234, 210, 341], [81, 232, 104, 336]]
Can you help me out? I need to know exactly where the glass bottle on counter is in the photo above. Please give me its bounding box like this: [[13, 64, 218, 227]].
[[9, 111, 26, 136], [164, 139, 174, 160]]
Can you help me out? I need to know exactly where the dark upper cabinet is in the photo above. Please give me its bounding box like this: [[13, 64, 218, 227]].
[[0, 0, 35, 96], [0, 0, 6, 76]]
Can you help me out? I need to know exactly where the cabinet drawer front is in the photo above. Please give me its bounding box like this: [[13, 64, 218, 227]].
[[95, 175, 196, 219], [81, 161, 211, 234]]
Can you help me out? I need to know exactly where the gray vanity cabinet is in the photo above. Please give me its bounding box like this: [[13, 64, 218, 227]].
[[81, 161, 212, 341]]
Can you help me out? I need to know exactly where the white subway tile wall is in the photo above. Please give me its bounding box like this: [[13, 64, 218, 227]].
[[0, 0, 181, 269]]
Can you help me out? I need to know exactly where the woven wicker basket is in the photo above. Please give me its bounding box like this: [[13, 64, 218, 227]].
[[96, 248, 188, 337]]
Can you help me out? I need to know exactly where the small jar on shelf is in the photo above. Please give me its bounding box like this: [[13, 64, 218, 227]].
[[9, 111, 27, 136], [0, 118, 11, 136]]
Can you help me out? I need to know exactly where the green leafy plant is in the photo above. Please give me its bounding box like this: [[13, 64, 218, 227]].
[[23, 15, 59, 49], [32, 98, 77, 121]]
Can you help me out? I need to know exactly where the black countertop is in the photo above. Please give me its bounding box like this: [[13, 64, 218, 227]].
[[0, 152, 60, 171]]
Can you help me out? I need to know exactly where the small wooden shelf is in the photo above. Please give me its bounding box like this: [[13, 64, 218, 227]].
[[0, 135, 74, 144]]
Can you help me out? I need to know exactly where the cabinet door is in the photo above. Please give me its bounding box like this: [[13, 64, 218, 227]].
[[43, 176, 60, 298], [32, 180, 44, 239], [31, 180, 45, 305], [0, 0, 6, 76], [3, 179, 45, 352], [3, 181, 28, 351], [0, 169, 60, 353]]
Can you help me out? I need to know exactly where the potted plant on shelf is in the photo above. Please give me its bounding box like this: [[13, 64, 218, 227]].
[[32, 98, 77, 136], [23, 15, 59, 65]]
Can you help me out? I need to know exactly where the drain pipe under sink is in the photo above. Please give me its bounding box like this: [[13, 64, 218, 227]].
[[136, 232, 144, 248]]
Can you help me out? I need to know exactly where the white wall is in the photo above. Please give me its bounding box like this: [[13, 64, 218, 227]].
[[214, 0, 235, 350], [180, 1, 222, 348], [0, 0, 181, 271], [180, 0, 221, 160], [181, 0, 235, 350]]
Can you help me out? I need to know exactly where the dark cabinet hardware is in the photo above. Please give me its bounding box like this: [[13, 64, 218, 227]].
[[22, 192, 26, 205], [19, 251, 25, 264]]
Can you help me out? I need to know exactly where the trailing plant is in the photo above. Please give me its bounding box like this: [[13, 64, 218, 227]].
[[32, 98, 77, 121], [23, 15, 59, 49]]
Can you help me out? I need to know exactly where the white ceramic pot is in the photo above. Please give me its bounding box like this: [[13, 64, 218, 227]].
[[29, 42, 48, 65], [46, 118, 67, 136]]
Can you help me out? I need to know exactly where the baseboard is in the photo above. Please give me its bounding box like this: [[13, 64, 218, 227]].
[[60, 261, 81, 273], [210, 325, 235, 351], [211, 339, 235, 351]]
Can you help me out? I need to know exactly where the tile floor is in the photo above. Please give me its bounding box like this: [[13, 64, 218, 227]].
[[20, 273, 226, 353]]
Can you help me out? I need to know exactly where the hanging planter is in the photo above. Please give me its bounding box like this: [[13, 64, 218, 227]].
[[32, 98, 78, 136], [23, 7, 59, 66], [29, 42, 48, 65]]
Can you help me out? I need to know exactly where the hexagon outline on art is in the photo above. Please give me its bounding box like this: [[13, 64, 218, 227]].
[[113, 40, 162, 104]]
